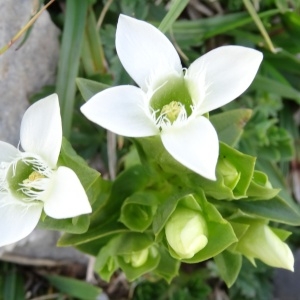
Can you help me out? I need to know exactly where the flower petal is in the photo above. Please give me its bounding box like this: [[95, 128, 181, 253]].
[[20, 94, 62, 168], [0, 141, 18, 162], [186, 46, 263, 114], [116, 14, 182, 91], [43, 166, 91, 219], [0, 194, 43, 247], [161, 117, 219, 180], [81, 85, 159, 137]]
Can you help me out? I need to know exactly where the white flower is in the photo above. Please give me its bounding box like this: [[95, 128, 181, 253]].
[[81, 14, 263, 180], [0, 94, 92, 247]]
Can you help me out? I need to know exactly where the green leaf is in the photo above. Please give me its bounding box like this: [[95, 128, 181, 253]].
[[153, 247, 180, 283], [250, 75, 300, 104], [45, 275, 101, 300], [210, 109, 252, 147], [158, 0, 189, 33], [214, 250, 242, 288], [76, 77, 110, 101], [246, 170, 280, 200], [171, 10, 279, 47], [81, 8, 107, 76], [55, 0, 89, 138], [38, 213, 90, 234], [229, 195, 300, 225], [2, 264, 25, 300]]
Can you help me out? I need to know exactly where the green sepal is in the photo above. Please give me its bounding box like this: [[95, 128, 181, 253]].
[[119, 191, 160, 232], [76, 77, 110, 101], [210, 109, 252, 146], [214, 250, 242, 288], [246, 170, 280, 200], [95, 236, 119, 282], [185, 143, 255, 200]]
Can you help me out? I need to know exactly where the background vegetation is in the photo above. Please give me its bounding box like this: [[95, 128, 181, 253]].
[[1, 0, 300, 299]]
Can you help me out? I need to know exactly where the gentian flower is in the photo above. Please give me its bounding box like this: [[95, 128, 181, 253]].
[[0, 94, 92, 247], [81, 14, 263, 180]]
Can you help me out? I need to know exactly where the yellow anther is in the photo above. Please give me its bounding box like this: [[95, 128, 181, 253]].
[[161, 101, 182, 123]]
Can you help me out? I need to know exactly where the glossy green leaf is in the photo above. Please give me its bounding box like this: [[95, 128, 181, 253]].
[[230, 195, 300, 225], [158, 0, 189, 33], [38, 213, 90, 234], [210, 109, 252, 147], [81, 8, 106, 76], [214, 250, 242, 288], [153, 247, 180, 283], [250, 75, 300, 104], [45, 275, 101, 300], [56, 0, 89, 138], [246, 170, 280, 200], [76, 77, 110, 101]]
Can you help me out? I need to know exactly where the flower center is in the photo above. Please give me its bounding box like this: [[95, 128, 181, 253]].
[[6, 156, 52, 202], [160, 101, 183, 123], [149, 76, 193, 126]]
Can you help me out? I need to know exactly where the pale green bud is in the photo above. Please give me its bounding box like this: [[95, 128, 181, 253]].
[[236, 223, 294, 271], [165, 207, 208, 259], [124, 248, 149, 268], [218, 157, 240, 190]]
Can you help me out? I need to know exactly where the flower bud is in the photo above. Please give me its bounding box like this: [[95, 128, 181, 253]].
[[236, 223, 294, 271], [218, 157, 240, 190], [124, 248, 149, 268], [165, 207, 208, 259]]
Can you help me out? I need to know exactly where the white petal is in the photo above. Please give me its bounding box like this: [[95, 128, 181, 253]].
[[161, 117, 219, 180], [0, 194, 42, 247], [81, 85, 159, 137], [186, 46, 263, 114], [0, 142, 18, 162], [116, 14, 182, 91], [20, 94, 62, 168], [43, 166, 91, 219]]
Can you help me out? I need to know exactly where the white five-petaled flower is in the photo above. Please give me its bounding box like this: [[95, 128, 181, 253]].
[[81, 14, 263, 180], [0, 94, 92, 247]]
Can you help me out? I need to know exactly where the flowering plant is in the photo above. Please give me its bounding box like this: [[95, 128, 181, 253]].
[[1, 9, 300, 295]]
